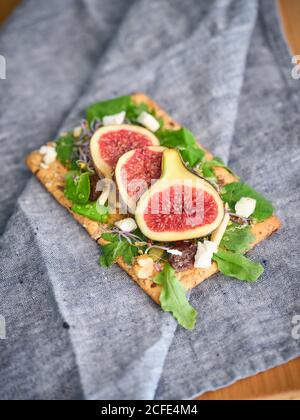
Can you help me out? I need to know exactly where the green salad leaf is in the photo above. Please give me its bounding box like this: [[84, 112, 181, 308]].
[[181, 146, 205, 168], [213, 250, 264, 282], [220, 224, 255, 253], [86, 96, 132, 123], [153, 263, 197, 330], [201, 162, 215, 180], [221, 182, 274, 222], [157, 127, 195, 147], [64, 171, 90, 205], [127, 102, 163, 127], [56, 134, 75, 167], [85, 96, 163, 128], [201, 157, 236, 179], [126, 102, 149, 122], [126, 102, 154, 123], [72, 202, 109, 222], [99, 233, 139, 267], [156, 128, 205, 167]]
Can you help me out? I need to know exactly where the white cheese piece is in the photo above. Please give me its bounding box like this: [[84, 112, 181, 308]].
[[39, 145, 57, 168], [59, 131, 69, 138], [73, 126, 82, 137], [137, 112, 160, 132], [167, 249, 183, 256], [135, 256, 154, 279], [43, 149, 57, 165], [39, 145, 49, 154], [211, 213, 231, 246], [115, 218, 138, 233], [103, 111, 126, 126], [194, 240, 218, 269], [235, 197, 257, 218], [40, 163, 49, 170]]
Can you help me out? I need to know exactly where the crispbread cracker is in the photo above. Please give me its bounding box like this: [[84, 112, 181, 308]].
[[26, 93, 281, 304]]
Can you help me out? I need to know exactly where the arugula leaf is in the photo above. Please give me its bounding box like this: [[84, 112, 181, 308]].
[[220, 224, 255, 253], [101, 233, 117, 241], [86, 96, 132, 123], [127, 101, 163, 127], [64, 171, 90, 204], [203, 157, 235, 175], [221, 182, 274, 222], [156, 128, 205, 167], [201, 163, 216, 180], [56, 134, 75, 167], [157, 127, 196, 148], [213, 250, 264, 282], [198, 157, 236, 181], [99, 233, 138, 267], [181, 146, 206, 168], [153, 263, 197, 330], [72, 202, 109, 222], [126, 102, 150, 122], [85, 96, 163, 128]]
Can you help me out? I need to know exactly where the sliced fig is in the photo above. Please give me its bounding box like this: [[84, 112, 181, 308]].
[[115, 146, 166, 212], [135, 149, 225, 242], [90, 125, 160, 178]]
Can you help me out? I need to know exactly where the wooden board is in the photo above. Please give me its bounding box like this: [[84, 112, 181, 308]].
[[0, 0, 299, 402], [278, 0, 300, 55], [198, 358, 300, 400], [0, 0, 20, 24]]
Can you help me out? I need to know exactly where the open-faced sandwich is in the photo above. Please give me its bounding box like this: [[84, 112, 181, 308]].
[[26, 93, 281, 330]]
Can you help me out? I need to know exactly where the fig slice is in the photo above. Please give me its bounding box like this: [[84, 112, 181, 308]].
[[90, 125, 160, 178], [115, 146, 166, 213], [135, 149, 225, 242]]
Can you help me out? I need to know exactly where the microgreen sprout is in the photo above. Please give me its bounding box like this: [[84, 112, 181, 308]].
[[227, 212, 252, 225], [103, 227, 147, 248], [145, 244, 182, 256]]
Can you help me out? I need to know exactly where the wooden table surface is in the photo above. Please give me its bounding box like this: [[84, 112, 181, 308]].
[[1, 0, 299, 401]]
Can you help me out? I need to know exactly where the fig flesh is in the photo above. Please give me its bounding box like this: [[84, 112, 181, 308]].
[[135, 149, 224, 242], [115, 146, 166, 213], [90, 125, 160, 178]]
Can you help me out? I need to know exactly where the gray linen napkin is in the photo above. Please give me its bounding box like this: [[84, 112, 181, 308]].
[[0, 0, 299, 400]]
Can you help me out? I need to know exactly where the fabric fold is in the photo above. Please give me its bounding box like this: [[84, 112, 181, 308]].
[[0, 0, 134, 235], [0, 204, 85, 399], [0, 0, 299, 400]]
